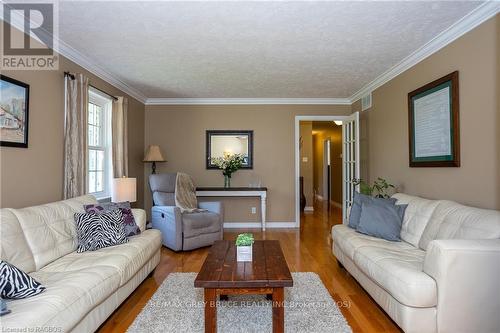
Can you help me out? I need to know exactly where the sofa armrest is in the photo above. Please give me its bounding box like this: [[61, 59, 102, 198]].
[[423, 239, 500, 333], [131, 208, 147, 232], [199, 201, 224, 217]]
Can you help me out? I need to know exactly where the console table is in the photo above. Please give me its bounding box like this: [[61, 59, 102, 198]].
[[196, 187, 268, 231]]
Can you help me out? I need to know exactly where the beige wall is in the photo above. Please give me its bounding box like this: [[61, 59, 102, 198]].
[[144, 105, 350, 223], [299, 121, 314, 207], [357, 15, 499, 209], [0, 24, 145, 208], [312, 121, 342, 204]]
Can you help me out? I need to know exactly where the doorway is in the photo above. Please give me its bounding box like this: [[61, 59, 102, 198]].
[[295, 114, 359, 227]]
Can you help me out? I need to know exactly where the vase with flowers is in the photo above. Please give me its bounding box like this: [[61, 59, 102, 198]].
[[211, 153, 245, 188]]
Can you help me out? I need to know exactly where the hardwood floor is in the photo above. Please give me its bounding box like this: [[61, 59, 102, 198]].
[[98, 203, 402, 333]]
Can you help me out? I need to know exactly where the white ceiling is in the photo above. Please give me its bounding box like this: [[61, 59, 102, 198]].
[[58, 1, 485, 100]]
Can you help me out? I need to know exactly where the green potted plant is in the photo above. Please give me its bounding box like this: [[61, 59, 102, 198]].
[[211, 153, 245, 188], [235, 233, 254, 262], [354, 177, 395, 198]]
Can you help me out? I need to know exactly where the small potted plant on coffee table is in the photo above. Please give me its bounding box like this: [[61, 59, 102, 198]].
[[235, 233, 254, 262]]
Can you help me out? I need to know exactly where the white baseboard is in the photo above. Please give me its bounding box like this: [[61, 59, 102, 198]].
[[304, 206, 314, 212], [223, 222, 297, 229]]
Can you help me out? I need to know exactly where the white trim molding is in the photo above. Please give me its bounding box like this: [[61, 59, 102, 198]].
[[223, 222, 296, 229], [3, 2, 497, 106], [295, 115, 351, 228], [349, 1, 500, 103], [146, 98, 352, 105], [304, 206, 314, 212], [59, 41, 148, 103], [1, 9, 147, 103]]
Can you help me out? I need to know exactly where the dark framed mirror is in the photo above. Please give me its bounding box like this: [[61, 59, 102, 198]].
[[206, 130, 253, 169]]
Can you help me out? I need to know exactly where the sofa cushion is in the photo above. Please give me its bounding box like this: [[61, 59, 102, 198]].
[[357, 200, 407, 241], [74, 210, 128, 253], [353, 245, 437, 308], [332, 224, 415, 261], [392, 193, 440, 247], [2, 265, 121, 332], [332, 224, 436, 307], [0, 261, 45, 299], [182, 212, 221, 238], [8, 195, 97, 271], [0, 209, 36, 273], [40, 229, 162, 286], [419, 200, 500, 251]]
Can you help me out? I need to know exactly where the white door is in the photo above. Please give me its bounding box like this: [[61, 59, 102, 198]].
[[342, 112, 360, 223]]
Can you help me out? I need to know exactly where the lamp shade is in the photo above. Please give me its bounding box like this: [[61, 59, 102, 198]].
[[112, 177, 136, 203], [143, 145, 166, 162]]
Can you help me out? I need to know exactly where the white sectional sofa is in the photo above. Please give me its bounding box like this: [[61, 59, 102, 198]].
[[332, 193, 500, 333], [0, 195, 162, 332]]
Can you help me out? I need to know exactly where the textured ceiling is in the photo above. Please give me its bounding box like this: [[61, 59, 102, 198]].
[[59, 1, 482, 99]]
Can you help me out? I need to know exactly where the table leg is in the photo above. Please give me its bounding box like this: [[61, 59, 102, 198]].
[[272, 287, 284, 333], [261, 194, 267, 231], [204, 288, 217, 333]]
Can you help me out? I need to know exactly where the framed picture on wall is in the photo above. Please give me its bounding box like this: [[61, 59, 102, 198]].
[[0, 75, 30, 148], [408, 71, 459, 167]]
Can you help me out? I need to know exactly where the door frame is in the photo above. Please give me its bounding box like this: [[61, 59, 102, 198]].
[[294, 115, 352, 228], [322, 138, 331, 201]]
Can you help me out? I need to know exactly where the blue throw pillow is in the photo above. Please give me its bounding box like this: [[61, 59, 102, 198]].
[[348, 192, 397, 229], [356, 200, 408, 241]]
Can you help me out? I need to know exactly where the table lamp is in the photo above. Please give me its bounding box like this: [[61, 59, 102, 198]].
[[112, 177, 137, 203], [143, 145, 166, 174]]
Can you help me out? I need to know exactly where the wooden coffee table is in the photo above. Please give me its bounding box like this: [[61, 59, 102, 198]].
[[194, 240, 293, 333]]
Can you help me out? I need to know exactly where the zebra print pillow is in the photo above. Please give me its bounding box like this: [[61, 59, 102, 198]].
[[74, 209, 128, 253], [0, 261, 46, 299]]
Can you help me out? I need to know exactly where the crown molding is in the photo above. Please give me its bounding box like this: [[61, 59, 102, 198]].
[[1, 9, 148, 103], [145, 98, 352, 105], [349, 1, 500, 103], [58, 41, 148, 103], [3, 2, 497, 106]]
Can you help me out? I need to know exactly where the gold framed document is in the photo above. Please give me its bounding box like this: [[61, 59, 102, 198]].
[[408, 71, 460, 167]]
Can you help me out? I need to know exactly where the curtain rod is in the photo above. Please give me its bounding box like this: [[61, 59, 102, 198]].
[[64, 71, 118, 101]]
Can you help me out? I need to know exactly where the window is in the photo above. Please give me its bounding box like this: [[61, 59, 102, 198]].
[[87, 88, 112, 199]]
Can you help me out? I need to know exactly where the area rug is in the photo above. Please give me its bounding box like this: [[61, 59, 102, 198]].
[[128, 272, 352, 333]]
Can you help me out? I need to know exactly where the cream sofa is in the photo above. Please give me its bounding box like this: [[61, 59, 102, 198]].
[[0, 195, 162, 332], [332, 193, 500, 333]]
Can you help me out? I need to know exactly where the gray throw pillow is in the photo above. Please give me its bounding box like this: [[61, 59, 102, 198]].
[[356, 200, 408, 241], [348, 191, 397, 229]]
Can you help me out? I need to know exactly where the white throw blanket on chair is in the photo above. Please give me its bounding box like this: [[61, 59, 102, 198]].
[[175, 173, 207, 213]]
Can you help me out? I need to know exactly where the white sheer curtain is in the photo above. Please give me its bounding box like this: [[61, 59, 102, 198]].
[[112, 96, 128, 178], [63, 73, 89, 199]]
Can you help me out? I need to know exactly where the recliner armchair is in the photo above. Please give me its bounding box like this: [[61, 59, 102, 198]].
[[149, 173, 223, 251]]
